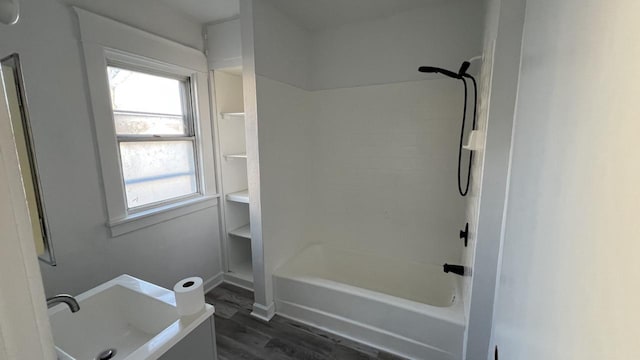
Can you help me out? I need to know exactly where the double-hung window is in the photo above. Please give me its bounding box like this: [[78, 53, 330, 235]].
[[107, 65, 199, 210], [77, 8, 217, 236]]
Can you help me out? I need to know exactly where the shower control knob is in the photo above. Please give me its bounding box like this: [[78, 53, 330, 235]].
[[459, 223, 469, 247]]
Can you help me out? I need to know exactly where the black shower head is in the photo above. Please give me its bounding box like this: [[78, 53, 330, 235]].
[[419, 61, 473, 79], [418, 66, 461, 79]]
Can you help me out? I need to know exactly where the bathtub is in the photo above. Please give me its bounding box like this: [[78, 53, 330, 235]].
[[273, 244, 465, 360]]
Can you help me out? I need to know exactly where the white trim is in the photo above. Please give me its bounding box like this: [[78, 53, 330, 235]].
[[240, 0, 269, 319], [104, 48, 198, 77], [74, 8, 206, 72], [75, 8, 217, 237], [208, 71, 230, 273], [488, 7, 528, 356], [0, 66, 56, 359], [466, 1, 527, 357], [108, 195, 220, 237], [203, 272, 225, 294], [251, 301, 275, 322], [205, 15, 241, 27], [223, 273, 254, 291], [211, 57, 243, 70], [276, 300, 453, 360]]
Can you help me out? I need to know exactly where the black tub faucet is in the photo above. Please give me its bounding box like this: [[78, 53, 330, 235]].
[[443, 264, 465, 276]]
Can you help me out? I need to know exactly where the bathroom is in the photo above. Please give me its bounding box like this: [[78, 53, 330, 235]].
[[1, 0, 639, 360]]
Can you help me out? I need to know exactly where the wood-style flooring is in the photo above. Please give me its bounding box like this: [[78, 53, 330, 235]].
[[205, 283, 406, 360]]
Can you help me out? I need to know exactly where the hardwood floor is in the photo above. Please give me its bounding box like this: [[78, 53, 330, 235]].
[[205, 283, 406, 360]]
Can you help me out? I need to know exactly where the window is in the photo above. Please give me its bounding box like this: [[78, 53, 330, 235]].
[[77, 9, 217, 236], [106, 66, 199, 210]]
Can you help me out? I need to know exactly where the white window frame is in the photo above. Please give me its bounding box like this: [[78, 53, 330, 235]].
[[76, 8, 218, 236], [107, 60, 201, 212]]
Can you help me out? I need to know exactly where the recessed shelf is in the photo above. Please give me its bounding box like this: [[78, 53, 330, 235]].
[[216, 73, 254, 292], [220, 112, 245, 120], [224, 153, 247, 159], [226, 189, 249, 204], [229, 224, 251, 239]]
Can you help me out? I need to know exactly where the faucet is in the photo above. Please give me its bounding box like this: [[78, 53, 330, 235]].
[[46, 294, 80, 313]]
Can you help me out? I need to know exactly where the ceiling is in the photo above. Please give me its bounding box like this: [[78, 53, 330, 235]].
[[157, 0, 239, 24], [268, 0, 436, 30], [157, 0, 438, 28]]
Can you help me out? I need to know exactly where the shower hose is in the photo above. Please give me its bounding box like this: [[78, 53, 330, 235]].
[[458, 75, 477, 197]]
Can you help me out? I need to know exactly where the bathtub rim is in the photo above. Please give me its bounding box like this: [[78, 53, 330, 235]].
[[274, 297, 458, 360], [274, 272, 465, 326], [273, 243, 466, 326]]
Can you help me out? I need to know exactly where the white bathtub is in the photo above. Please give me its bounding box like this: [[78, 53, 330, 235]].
[[273, 244, 465, 360]]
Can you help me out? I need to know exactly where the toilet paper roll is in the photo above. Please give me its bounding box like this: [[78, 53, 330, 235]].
[[174, 277, 205, 316]]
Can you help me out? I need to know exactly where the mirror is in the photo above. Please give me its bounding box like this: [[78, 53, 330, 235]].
[[1, 54, 55, 265]]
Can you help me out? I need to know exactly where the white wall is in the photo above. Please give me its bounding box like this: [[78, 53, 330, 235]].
[[64, 0, 204, 50], [303, 0, 484, 266], [309, 0, 485, 90], [244, 0, 484, 310], [307, 79, 465, 265], [492, 0, 640, 358], [242, 0, 314, 310], [255, 76, 312, 304], [252, 0, 310, 90], [0, 0, 222, 297], [206, 19, 242, 69], [462, 0, 526, 358]]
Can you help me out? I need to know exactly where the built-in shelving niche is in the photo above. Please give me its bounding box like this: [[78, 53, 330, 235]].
[[214, 70, 253, 290], [229, 224, 251, 239], [226, 189, 249, 204]]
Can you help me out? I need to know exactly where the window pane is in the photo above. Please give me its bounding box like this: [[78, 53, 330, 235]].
[[107, 66, 185, 115], [119, 141, 197, 209], [114, 112, 186, 136]]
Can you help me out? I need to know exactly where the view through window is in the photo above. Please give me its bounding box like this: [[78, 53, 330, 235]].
[[107, 65, 199, 210]]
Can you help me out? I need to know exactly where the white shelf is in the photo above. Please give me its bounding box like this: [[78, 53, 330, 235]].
[[229, 260, 253, 282], [229, 224, 251, 239], [220, 112, 245, 120], [224, 153, 247, 159], [226, 189, 249, 203]]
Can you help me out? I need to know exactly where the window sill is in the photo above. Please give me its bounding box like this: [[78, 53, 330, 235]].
[[108, 195, 220, 237]]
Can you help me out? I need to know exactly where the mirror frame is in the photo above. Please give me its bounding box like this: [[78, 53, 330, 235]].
[[1, 53, 56, 265]]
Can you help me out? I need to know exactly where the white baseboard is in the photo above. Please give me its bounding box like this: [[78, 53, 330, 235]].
[[251, 301, 275, 322], [222, 272, 253, 291], [203, 272, 224, 294]]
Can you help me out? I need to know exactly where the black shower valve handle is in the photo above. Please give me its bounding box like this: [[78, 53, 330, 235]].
[[459, 222, 469, 247]]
